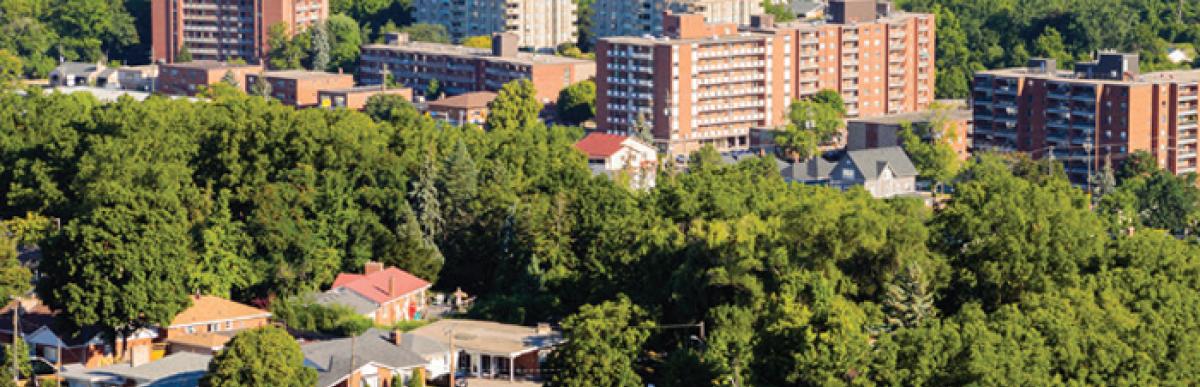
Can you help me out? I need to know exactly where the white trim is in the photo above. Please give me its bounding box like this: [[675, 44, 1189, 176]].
[[167, 313, 272, 329]]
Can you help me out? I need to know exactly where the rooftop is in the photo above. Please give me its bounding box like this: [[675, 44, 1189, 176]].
[[849, 109, 972, 125], [262, 70, 356, 81], [427, 91, 498, 110], [303, 328, 428, 387], [162, 60, 260, 70], [574, 133, 632, 158], [603, 31, 778, 46], [330, 267, 432, 304], [61, 352, 211, 384], [319, 85, 412, 94], [166, 331, 237, 349], [169, 295, 271, 328], [363, 41, 591, 66], [847, 146, 919, 179], [407, 319, 561, 357], [979, 67, 1200, 85]]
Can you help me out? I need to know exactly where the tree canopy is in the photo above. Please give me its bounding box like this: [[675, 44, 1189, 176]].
[[200, 326, 318, 387]]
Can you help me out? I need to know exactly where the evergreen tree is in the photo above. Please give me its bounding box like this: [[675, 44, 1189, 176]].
[[409, 149, 443, 243], [311, 21, 331, 71], [441, 139, 478, 229], [883, 262, 936, 329], [250, 72, 271, 98]]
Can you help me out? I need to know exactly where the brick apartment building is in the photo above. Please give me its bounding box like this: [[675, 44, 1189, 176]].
[[157, 60, 263, 95], [749, 0, 936, 117], [151, 0, 328, 64], [972, 53, 1200, 185], [318, 86, 414, 110], [245, 70, 355, 107], [413, 0, 576, 52], [358, 32, 596, 103], [590, 0, 765, 40], [595, 2, 934, 156], [595, 13, 793, 156]]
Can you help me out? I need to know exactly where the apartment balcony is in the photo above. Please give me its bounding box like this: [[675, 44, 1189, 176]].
[[843, 33, 859, 42], [1072, 93, 1097, 102], [1046, 134, 1068, 143], [1047, 120, 1070, 130], [695, 113, 766, 126], [1071, 110, 1096, 119], [696, 74, 766, 85], [995, 116, 1017, 128], [973, 111, 992, 121], [696, 100, 765, 113], [1179, 94, 1198, 102], [843, 45, 859, 54], [843, 58, 859, 66], [1178, 149, 1198, 158], [1179, 121, 1199, 130], [697, 87, 767, 99], [889, 43, 906, 52], [890, 30, 907, 39], [697, 47, 766, 59], [1179, 136, 1198, 145], [889, 56, 905, 64]]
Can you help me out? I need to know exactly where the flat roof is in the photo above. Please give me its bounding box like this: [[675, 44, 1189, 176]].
[[262, 70, 355, 80], [162, 60, 259, 70], [978, 67, 1200, 86], [362, 41, 592, 66], [773, 11, 930, 29], [319, 85, 412, 94], [407, 319, 561, 357], [603, 32, 778, 46], [849, 109, 972, 125], [427, 91, 498, 109]]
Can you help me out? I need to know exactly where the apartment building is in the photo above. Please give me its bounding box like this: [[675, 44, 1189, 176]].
[[244, 70, 355, 107], [413, 0, 576, 52], [750, 0, 936, 117], [847, 107, 972, 160], [972, 53, 1200, 186], [151, 0, 328, 64], [358, 33, 596, 103], [590, 0, 765, 40], [157, 60, 263, 95], [595, 13, 794, 156]]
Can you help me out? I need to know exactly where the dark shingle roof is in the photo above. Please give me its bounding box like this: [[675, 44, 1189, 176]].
[[303, 328, 427, 387], [312, 289, 379, 315], [781, 157, 837, 182], [845, 147, 918, 179]]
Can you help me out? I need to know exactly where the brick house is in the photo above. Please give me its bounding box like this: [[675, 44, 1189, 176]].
[[163, 295, 272, 355], [0, 301, 158, 369], [315, 262, 431, 326]]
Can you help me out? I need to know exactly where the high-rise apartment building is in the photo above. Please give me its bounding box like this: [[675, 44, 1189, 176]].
[[413, 0, 576, 52], [358, 33, 595, 103], [972, 53, 1200, 185], [591, 0, 764, 40], [151, 0, 327, 64], [750, 0, 936, 117], [595, 2, 936, 157], [595, 13, 794, 156]]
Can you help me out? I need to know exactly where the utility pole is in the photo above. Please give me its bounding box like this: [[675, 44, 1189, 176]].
[[11, 296, 18, 384], [447, 325, 457, 387]]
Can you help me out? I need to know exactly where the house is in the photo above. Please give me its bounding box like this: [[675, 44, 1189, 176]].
[[574, 133, 658, 189], [163, 295, 272, 355], [315, 262, 431, 325], [425, 92, 498, 127], [302, 328, 429, 387], [318, 86, 414, 110], [846, 108, 973, 160], [407, 319, 562, 382], [828, 147, 919, 198], [48, 62, 119, 88], [60, 351, 211, 387], [0, 300, 159, 368], [1168, 47, 1193, 64], [396, 332, 453, 378], [779, 155, 837, 185]]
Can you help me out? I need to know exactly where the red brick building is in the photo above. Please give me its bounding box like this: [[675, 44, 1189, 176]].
[[245, 70, 356, 107], [151, 0, 328, 63], [157, 60, 262, 96], [164, 295, 272, 354], [972, 54, 1199, 185], [847, 107, 972, 160], [316, 262, 432, 326], [318, 86, 414, 110]]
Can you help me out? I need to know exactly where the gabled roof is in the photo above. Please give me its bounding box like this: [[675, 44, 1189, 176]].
[[169, 296, 271, 328], [312, 289, 379, 315], [575, 133, 631, 158], [330, 268, 431, 305], [61, 352, 211, 384], [303, 328, 428, 387], [782, 157, 837, 182], [845, 147, 918, 180]]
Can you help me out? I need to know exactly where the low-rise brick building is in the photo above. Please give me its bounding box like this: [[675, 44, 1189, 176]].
[[317, 86, 413, 110], [246, 70, 356, 107], [157, 61, 262, 96]]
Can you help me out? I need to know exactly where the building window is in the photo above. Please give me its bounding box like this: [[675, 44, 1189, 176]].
[[186, 326, 195, 334]]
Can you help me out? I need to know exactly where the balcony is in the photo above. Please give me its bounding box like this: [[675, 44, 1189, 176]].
[[1072, 93, 1097, 102], [843, 33, 859, 41]]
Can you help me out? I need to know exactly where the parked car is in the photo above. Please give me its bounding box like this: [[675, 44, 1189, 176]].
[[429, 371, 469, 387]]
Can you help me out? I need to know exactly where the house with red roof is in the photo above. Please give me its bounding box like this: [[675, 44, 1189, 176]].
[[315, 262, 432, 325], [574, 133, 658, 189]]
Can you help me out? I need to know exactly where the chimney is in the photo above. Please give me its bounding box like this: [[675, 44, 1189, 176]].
[[388, 276, 396, 296], [751, 14, 774, 29], [364, 261, 384, 275], [492, 33, 518, 57], [384, 32, 409, 46], [536, 323, 552, 335]]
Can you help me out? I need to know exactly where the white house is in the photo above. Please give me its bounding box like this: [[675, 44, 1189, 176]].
[[574, 133, 659, 189]]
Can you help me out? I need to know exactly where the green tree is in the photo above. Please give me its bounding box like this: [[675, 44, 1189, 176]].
[[220, 70, 239, 88], [200, 326, 317, 387], [555, 80, 595, 125], [761, 0, 797, 22], [176, 45, 192, 62], [0, 50, 21, 89], [326, 14, 362, 72], [486, 79, 543, 131], [544, 296, 651, 387], [425, 79, 441, 101], [399, 23, 450, 44], [268, 22, 305, 70], [1033, 27, 1072, 65], [897, 105, 961, 190], [930, 5, 973, 98], [775, 94, 844, 161], [883, 262, 936, 329], [460, 35, 492, 49], [410, 149, 443, 242], [250, 72, 272, 98]]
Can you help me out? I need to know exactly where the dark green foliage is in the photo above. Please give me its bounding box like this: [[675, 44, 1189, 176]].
[[270, 297, 374, 336], [761, 0, 797, 22], [486, 79, 543, 131], [544, 296, 651, 387], [201, 326, 318, 387], [176, 46, 192, 63], [555, 80, 595, 125]]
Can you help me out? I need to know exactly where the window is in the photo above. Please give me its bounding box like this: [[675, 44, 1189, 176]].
[[226, 321, 234, 330], [185, 326, 195, 334], [209, 323, 220, 332]]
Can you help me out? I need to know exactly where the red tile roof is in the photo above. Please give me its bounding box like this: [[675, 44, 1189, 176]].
[[331, 268, 431, 305], [574, 133, 630, 158]]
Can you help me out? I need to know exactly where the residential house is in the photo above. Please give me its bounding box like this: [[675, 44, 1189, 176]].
[[315, 262, 431, 325], [163, 295, 272, 355], [302, 328, 428, 387], [60, 351, 211, 387], [425, 92, 498, 127], [574, 132, 658, 189], [407, 319, 562, 382], [0, 300, 159, 368], [396, 332, 453, 378], [318, 86, 413, 110]]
